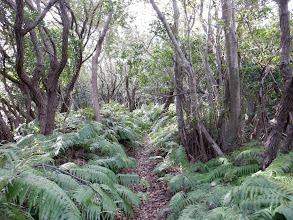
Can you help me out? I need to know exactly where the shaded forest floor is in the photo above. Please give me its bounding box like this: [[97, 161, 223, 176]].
[[122, 137, 172, 219]]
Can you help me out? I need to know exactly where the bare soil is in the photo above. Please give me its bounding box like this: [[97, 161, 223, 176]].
[[123, 140, 172, 220]]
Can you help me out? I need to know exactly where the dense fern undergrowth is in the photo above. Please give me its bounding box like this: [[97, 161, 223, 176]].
[[2, 102, 293, 220], [0, 102, 161, 220], [148, 104, 293, 220]]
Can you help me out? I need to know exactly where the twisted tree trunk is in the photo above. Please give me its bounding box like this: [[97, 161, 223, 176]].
[[263, 0, 293, 168]]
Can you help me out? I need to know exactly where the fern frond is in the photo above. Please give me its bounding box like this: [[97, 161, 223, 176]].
[[168, 147, 188, 167], [139, 177, 150, 191], [207, 185, 232, 207], [115, 126, 136, 141], [70, 168, 115, 187], [204, 163, 233, 182], [190, 162, 208, 173], [42, 170, 81, 191], [225, 164, 261, 181], [177, 204, 198, 220], [52, 133, 78, 156], [85, 165, 119, 183], [0, 200, 34, 220], [273, 203, 293, 220], [6, 172, 81, 220], [152, 160, 171, 174], [265, 151, 293, 176], [73, 185, 97, 207], [83, 204, 102, 220], [151, 116, 169, 133], [115, 184, 141, 207], [117, 174, 140, 186], [233, 147, 263, 163], [205, 156, 230, 168], [169, 174, 184, 192], [249, 208, 273, 220], [167, 191, 186, 214], [88, 154, 136, 172], [90, 138, 126, 157], [203, 207, 241, 220], [78, 122, 103, 140], [0, 145, 18, 168], [168, 172, 198, 192]]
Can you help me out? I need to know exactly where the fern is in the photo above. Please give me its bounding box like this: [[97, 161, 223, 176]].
[[204, 163, 233, 182], [52, 133, 79, 156], [203, 207, 241, 220], [249, 208, 273, 220], [6, 172, 81, 220], [117, 174, 140, 186], [265, 151, 293, 176], [78, 121, 103, 140], [70, 168, 116, 187], [169, 172, 199, 193], [0, 103, 147, 219], [233, 147, 263, 163], [151, 115, 170, 133], [177, 204, 200, 220], [273, 203, 293, 220], [152, 160, 172, 174]]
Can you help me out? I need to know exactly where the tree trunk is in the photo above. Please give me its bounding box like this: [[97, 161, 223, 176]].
[[172, 0, 188, 148], [14, 0, 69, 135], [91, 11, 113, 122], [150, 0, 223, 156], [60, 47, 83, 113], [263, 0, 293, 168], [282, 113, 293, 152], [221, 0, 241, 151], [0, 113, 14, 142], [174, 55, 188, 147], [125, 77, 137, 112], [161, 88, 174, 114]]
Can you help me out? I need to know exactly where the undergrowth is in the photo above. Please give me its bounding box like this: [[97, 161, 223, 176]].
[[148, 104, 293, 220], [0, 102, 152, 220], [3, 102, 293, 219]]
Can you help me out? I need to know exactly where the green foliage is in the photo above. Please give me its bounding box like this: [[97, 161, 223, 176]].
[[6, 173, 81, 220], [150, 113, 293, 220], [0, 103, 146, 219]]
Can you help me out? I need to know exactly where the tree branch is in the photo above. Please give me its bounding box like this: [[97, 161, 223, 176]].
[[23, 0, 59, 35], [34, 164, 103, 198]]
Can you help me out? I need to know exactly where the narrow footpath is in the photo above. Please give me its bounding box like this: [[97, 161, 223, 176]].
[[124, 139, 172, 219]]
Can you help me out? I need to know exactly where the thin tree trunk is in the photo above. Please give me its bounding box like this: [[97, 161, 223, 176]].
[[150, 0, 223, 156], [172, 0, 188, 148], [161, 88, 174, 114], [221, 0, 241, 151], [91, 11, 113, 122]]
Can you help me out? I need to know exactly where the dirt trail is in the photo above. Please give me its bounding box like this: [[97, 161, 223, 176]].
[[125, 139, 171, 220]]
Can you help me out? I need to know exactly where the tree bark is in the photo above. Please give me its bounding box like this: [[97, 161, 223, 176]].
[[263, 0, 293, 168], [161, 88, 174, 114], [13, 0, 69, 135], [282, 112, 293, 152], [91, 10, 113, 122], [150, 0, 223, 156], [172, 0, 188, 148], [221, 0, 241, 151], [125, 77, 137, 112], [0, 113, 14, 142]]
